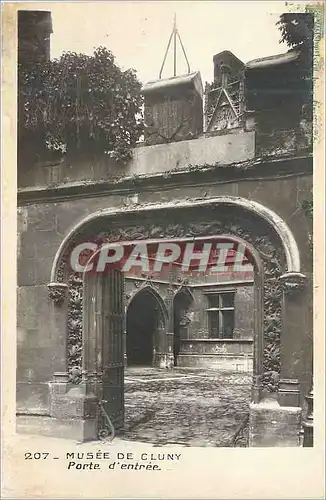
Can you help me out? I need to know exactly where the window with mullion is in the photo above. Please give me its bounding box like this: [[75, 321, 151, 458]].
[[207, 292, 235, 339]]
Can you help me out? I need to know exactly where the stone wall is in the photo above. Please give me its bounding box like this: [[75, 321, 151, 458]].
[[122, 271, 254, 371], [175, 284, 254, 371], [18, 131, 255, 189]]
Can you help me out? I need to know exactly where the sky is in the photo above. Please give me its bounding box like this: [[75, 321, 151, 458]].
[[47, 1, 296, 85]]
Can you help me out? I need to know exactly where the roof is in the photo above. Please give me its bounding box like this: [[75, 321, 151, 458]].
[[142, 71, 203, 97], [246, 50, 300, 70]]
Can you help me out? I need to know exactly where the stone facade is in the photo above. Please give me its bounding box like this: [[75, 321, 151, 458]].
[[16, 11, 313, 445], [124, 271, 255, 372]]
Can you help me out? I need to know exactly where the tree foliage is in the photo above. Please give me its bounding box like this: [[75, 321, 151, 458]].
[[18, 46, 144, 162], [277, 13, 314, 54], [276, 12, 314, 118]]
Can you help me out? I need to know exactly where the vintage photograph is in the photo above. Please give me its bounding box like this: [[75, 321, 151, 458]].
[[15, 2, 317, 452]]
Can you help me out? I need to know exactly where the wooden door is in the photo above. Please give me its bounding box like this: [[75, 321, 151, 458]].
[[99, 269, 125, 435]]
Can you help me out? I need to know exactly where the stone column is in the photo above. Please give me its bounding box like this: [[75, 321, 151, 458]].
[[49, 371, 99, 442], [249, 272, 307, 447], [47, 282, 69, 373], [302, 382, 314, 447], [279, 272, 307, 407], [47, 282, 73, 423], [154, 318, 172, 369], [162, 278, 176, 369], [251, 272, 264, 403], [166, 332, 175, 369], [47, 275, 100, 442]]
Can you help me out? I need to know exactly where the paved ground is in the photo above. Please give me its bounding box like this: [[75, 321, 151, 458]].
[[121, 367, 251, 447]]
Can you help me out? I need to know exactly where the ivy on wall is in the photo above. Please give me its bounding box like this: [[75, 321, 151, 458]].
[[18, 46, 144, 163], [301, 199, 313, 219], [301, 196, 313, 251]]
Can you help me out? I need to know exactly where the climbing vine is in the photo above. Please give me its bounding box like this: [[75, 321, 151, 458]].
[[301, 199, 313, 219], [301, 195, 313, 251], [18, 46, 144, 163]]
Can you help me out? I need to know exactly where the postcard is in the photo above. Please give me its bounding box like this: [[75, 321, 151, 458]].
[[1, 1, 325, 498]]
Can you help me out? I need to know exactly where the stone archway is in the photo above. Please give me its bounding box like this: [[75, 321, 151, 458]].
[[47, 196, 306, 442]]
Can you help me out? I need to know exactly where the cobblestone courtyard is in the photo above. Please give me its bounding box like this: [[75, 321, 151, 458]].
[[121, 367, 251, 447]]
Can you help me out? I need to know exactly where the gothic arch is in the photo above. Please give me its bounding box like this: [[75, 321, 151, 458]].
[[49, 196, 302, 283], [126, 284, 168, 325], [173, 282, 195, 302]]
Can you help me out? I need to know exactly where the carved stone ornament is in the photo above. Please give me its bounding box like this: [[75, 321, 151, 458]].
[[179, 313, 192, 327], [67, 273, 83, 383], [279, 272, 307, 295], [47, 282, 68, 305], [56, 207, 287, 391], [177, 276, 189, 286]]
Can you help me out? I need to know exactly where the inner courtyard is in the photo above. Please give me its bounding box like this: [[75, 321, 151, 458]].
[[122, 366, 251, 447]]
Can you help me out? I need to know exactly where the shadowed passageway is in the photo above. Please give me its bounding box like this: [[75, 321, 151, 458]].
[[126, 290, 160, 366]]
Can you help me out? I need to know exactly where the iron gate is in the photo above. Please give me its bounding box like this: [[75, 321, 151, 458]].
[[98, 269, 125, 438]]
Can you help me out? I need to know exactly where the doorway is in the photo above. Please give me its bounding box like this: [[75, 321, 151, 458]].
[[126, 288, 161, 366]]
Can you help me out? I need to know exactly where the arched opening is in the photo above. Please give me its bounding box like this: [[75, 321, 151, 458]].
[[126, 288, 165, 367], [47, 196, 306, 445]]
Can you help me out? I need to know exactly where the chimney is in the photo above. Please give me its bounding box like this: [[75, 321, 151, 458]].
[[213, 50, 244, 87], [142, 72, 203, 146], [221, 64, 231, 89], [18, 10, 53, 67]]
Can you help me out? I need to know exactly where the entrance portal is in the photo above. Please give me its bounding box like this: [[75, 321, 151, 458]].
[[126, 289, 161, 366], [48, 196, 305, 445]]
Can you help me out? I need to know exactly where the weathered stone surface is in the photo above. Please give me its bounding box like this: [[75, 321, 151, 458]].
[[143, 72, 204, 146], [279, 379, 300, 407], [234, 286, 254, 339], [177, 354, 253, 372], [33, 205, 57, 231], [249, 400, 301, 447], [17, 258, 36, 286], [18, 131, 255, 189], [16, 382, 49, 414], [16, 415, 98, 442], [50, 385, 98, 420]]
